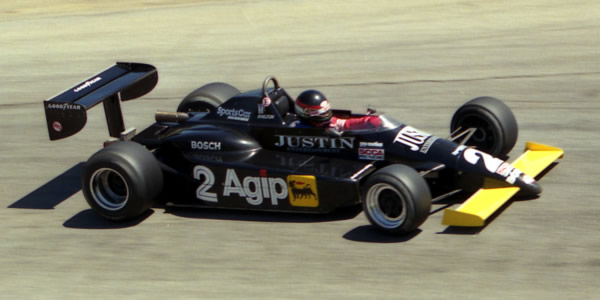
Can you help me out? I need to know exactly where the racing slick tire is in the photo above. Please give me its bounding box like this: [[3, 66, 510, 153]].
[[450, 96, 518, 158], [362, 165, 432, 235], [82, 141, 163, 221], [177, 82, 240, 113]]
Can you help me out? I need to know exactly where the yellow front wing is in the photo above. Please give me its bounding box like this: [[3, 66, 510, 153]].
[[441, 142, 564, 227]]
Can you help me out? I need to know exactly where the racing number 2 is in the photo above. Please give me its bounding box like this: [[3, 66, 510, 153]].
[[193, 165, 218, 202]]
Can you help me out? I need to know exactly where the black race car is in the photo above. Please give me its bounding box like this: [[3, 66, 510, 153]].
[[43, 62, 563, 234]]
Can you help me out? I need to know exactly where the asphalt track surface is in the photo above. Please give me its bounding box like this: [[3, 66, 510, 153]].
[[1, 0, 599, 299]]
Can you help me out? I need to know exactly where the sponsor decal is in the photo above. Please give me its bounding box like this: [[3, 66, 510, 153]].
[[191, 141, 221, 150], [273, 154, 346, 178], [73, 76, 102, 92], [262, 97, 272, 107], [287, 175, 319, 207], [194, 166, 288, 205], [359, 141, 383, 148], [419, 136, 438, 154], [52, 121, 63, 132], [496, 162, 512, 177], [216, 107, 251, 121], [505, 168, 522, 185], [393, 126, 434, 152], [193, 153, 224, 162], [257, 97, 272, 115], [274, 135, 355, 153], [224, 169, 287, 205], [46, 103, 82, 110], [358, 148, 385, 161], [257, 114, 275, 119]]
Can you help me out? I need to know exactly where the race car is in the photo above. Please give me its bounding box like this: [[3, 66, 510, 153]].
[[43, 62, 563, 234]]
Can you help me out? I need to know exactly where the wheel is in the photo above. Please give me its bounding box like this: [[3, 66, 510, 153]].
[[362, 165, 431, 235], [450, 96, 518, 158], [82, 142, 163, 221], [177, 82, 240, 113]]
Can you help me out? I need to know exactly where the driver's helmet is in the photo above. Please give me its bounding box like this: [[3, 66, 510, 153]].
[[295, 90, 332, 126]]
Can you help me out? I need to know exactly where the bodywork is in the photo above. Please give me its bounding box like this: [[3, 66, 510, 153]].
[[43, 62, 563, 227]]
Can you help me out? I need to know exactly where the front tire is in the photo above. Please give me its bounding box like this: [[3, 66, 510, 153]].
[[82, 142, 163, 221], [362, 165, 431, 235], [450, 97, 518, 158]]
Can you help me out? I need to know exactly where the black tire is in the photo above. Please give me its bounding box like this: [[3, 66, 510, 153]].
[[450, 96, 518, 158], [176, 82, 240, 113], [82, 142, 163, 221], [362, 165, 431, 235]]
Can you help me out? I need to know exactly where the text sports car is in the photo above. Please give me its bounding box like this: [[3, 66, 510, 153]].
[[43, 62, 563, 234]]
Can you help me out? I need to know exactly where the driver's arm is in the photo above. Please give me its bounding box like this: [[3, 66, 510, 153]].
[[331, 116, 382, 131]]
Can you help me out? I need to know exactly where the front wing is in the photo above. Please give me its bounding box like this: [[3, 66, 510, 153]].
[[442, 142, 564, 227]]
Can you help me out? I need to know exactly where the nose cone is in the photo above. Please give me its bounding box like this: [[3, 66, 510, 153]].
[[515, 174, 542, 196]]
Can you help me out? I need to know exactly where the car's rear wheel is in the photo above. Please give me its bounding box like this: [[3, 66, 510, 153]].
[[177, 82, 240, 113], [82, 142, 163, 221], [362, 165, 431, 235], [451, 96, 518, 158]]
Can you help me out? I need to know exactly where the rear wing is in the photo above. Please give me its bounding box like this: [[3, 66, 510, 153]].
[[43, 62, 158, 140]]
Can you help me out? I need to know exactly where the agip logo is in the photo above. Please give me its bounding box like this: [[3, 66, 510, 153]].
[[287, 175, 319, 207]]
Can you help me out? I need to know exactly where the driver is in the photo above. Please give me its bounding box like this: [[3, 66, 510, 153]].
[[293, 90, 381, 130]]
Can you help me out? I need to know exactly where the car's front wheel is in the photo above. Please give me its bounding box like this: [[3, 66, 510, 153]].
[[362, 165, 431, 235], [451, 96, 518, 158]]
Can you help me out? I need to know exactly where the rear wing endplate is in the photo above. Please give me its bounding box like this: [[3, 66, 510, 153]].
[[43, 62, 158, 140]]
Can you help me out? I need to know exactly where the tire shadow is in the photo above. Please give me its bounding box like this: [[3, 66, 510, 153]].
[[8, 163, 84, 209], [165, 204, 363, 223], [63, 209, 153, 229], [343, 226, 421, 243]]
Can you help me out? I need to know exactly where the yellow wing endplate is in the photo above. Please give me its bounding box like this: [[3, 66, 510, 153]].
[[441, 142, 564, 227]]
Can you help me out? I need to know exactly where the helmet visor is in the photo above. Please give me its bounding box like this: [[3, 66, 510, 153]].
[[305, 108, 331, 121], [302, 100, 332, 121]]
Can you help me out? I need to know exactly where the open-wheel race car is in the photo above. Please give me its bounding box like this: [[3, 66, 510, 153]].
[[43, 62, 563, 234]]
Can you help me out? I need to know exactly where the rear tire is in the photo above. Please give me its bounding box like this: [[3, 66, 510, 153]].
[[82, 142, 163, 221], [362, 165, 431, 235], [177, 82, 240, 113], [451, 96, 518, 158]]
